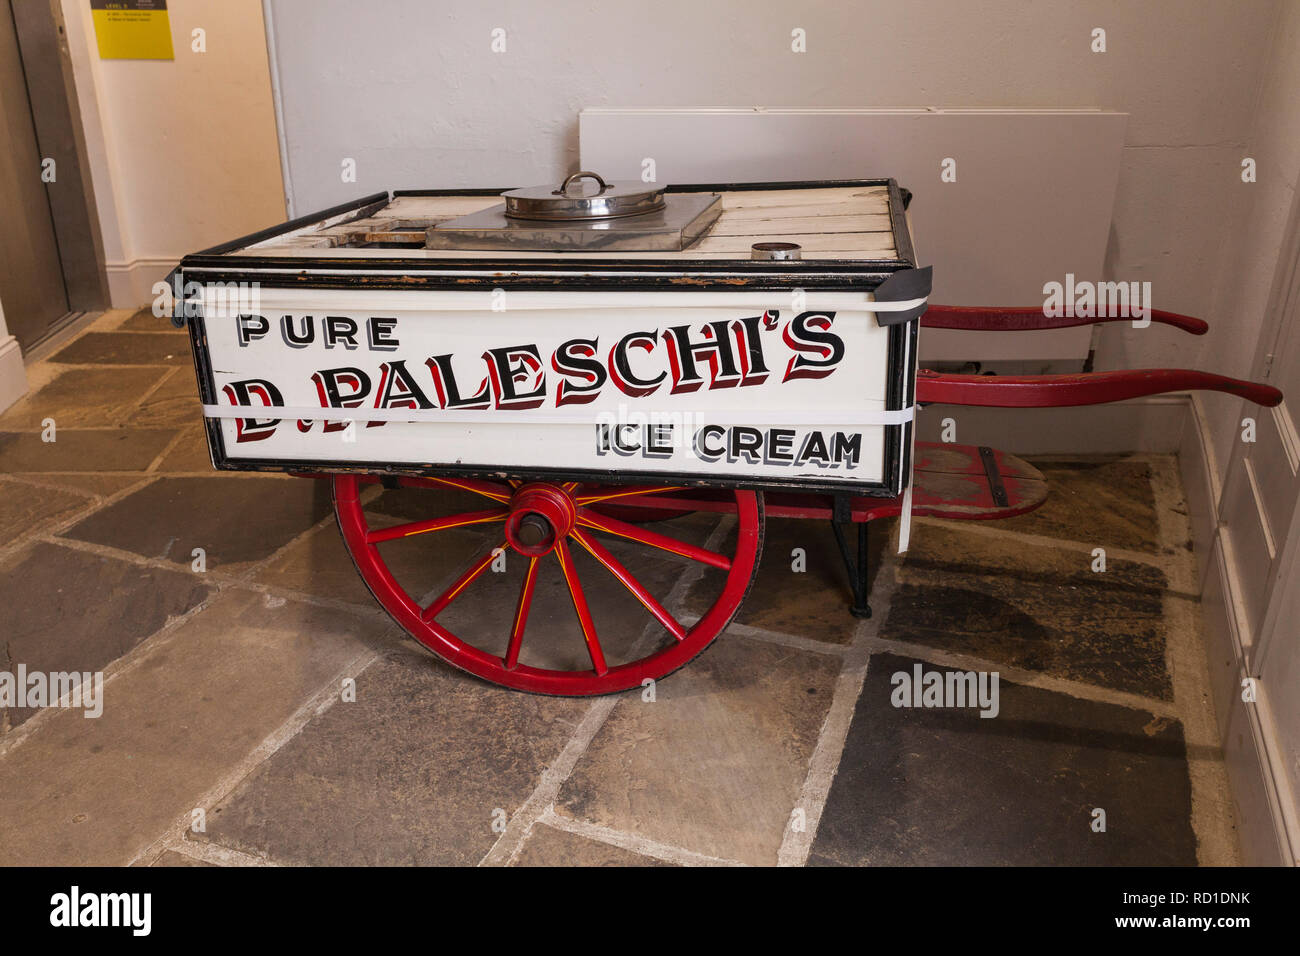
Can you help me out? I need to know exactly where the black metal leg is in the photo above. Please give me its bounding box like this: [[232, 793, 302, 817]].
[[830, 518, 872, 619]]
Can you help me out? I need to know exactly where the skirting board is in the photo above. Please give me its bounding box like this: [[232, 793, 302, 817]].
[[0, 335, 28, 413], [1181, 395, 1299, 865], [1180, 395, 1222, 596], [105, 257, 177, 310]]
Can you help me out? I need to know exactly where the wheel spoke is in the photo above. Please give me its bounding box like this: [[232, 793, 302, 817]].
[[365, 507, 508, 543], [504, 556, 540, 670], [554, 539, 609, 675], [576, 484, 686, 505], [399, 476, 514, 503], [590, 492, 737, 514], [571, 529, 686, 641], [422, 539, 507, 621], [576, 508, 732, 570]]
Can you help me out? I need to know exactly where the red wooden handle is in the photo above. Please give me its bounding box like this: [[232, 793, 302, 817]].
[[922, 305, 1209, 336], [916, 368, 1283, 408]]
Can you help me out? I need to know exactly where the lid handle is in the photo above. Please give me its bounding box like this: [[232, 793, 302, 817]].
[[554, 170, 610, 196]]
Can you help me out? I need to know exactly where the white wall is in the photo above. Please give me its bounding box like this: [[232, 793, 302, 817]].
[[62, 0, 285, 307], [1196, 3, 1300, 489], [265, 0, 1281, 376]]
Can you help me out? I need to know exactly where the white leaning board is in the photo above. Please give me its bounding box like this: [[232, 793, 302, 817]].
[[580, 109, 1127, 362]]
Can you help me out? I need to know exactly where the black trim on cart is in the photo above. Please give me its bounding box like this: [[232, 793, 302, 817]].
[[979, 445, 1010, 508], [206, 456, 906, 499], [873, 265, 932, 326], [192, 192, 391, 257], [883, 320, 910, 495], [886, 179, 917, 267], [175, 267, 905, 294], [185, 314, 227, 468], [899, 317, 920, 490]]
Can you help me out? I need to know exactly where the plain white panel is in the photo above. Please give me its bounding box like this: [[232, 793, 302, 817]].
[[580, 109, 1127, 362]]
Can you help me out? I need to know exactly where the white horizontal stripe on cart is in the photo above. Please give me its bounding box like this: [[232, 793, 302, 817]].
[[201, 405, 917, 426]]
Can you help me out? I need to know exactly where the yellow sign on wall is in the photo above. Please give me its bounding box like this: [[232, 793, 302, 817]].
[[91, 0, 174, 60]]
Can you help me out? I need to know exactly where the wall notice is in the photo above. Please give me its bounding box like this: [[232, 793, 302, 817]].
[[91, 0, 174, 60]]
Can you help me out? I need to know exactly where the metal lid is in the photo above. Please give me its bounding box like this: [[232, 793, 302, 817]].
[[502, 170, 666, 222]]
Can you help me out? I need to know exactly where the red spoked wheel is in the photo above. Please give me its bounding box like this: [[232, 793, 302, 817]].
[[332, 475, 763, 695]]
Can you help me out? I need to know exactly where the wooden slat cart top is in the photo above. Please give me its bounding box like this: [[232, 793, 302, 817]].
[[231, 185, 901, 262]]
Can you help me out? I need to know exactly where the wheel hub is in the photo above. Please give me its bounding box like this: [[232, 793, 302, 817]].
[[505, 483, 576, 556], [516, 513, 553, 548]]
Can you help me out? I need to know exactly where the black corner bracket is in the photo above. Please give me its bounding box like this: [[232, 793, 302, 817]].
[[166, 267, 186, 328], [873, 265, 933, 326]]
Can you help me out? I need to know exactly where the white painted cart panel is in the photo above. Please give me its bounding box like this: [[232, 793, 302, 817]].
[[200, 288, 899, 487]]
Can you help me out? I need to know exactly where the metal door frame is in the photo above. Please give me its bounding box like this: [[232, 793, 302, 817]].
[[9, 0, 109, 333]]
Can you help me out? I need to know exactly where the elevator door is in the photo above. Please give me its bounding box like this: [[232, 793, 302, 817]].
[[0, 0, 71, 350]]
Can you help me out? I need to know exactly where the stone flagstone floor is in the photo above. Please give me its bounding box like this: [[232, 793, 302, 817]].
[[0, 309, 1239, 866]]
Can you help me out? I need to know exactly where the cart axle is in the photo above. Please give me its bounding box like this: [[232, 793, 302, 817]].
[[505, 484, 576, 557]]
